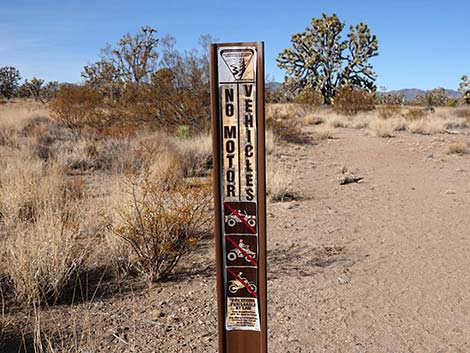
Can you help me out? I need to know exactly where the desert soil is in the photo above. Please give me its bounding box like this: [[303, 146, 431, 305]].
[[5, 127, 470, 353]]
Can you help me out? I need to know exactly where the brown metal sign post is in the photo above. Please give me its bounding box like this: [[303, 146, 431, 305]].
[[210, 42, 267, 353]]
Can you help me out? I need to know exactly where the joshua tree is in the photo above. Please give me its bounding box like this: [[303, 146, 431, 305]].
[[459, 75, 470, 92], [459, 75, 470, 103], [277, 13, 379, 104], [0, 66, 21, 99]]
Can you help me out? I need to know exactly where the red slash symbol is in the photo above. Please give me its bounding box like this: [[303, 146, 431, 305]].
[[225, 236, 257, 267], [227, 268, 257, 298], [224, 202, 257, 234]]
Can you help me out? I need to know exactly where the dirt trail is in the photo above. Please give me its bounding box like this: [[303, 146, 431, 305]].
[[268, 128, 470, 352]]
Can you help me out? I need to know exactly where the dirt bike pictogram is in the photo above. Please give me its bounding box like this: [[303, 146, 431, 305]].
[[228, 272, 257, 294], [225, 210, 256, 228]]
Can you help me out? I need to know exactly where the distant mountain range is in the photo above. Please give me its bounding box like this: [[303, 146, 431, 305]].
[[388, 88, 462, 102], [266, 82, 462, 102]]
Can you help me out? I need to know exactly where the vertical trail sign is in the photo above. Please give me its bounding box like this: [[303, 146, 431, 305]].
[[210, 42, 267, 353]]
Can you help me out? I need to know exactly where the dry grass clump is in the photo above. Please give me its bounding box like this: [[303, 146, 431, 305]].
[[21, 303, 98, 353], [0, 100, 50, 130], [54, 137, 137, 174], [377, 105, 403, 120], [350, 114, 370, 129], [267, 164, 301, 202], [368, 119, 395, 138], [325, 113, 352, 128], [452, 107, 470, 119], [0, 160, 88, 305], [408, 119, 445, 135], [265, 129, 276, 155], [0, 125, 17, 147], [441, 118, 469, 130], [446, 142, 469, 155], [313, 126, 335, 140], [176, 134, 213, 177], [5, 206, 85, 305], [302, 113, 324, 126], [404, 107, 428, 121]]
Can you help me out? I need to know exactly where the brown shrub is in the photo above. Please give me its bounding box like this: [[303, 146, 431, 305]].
[[333, 87, 375, 115], [266, 108, 306, 143], [50, 78, 211, 136], [50, 84, 108, 133], [294, 87, 323, 114], [112, 174, 212, 281]]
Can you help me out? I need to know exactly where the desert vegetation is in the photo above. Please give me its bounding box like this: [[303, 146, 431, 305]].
[[1, 9, 470, 352]]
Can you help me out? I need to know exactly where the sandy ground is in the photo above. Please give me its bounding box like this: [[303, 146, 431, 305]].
[[4, 127, 470, 353]]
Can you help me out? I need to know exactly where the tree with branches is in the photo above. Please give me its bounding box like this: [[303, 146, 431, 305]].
[[82, 26, 159, 87], [0, 66, 21, 99], [277, 13, 379, 104]]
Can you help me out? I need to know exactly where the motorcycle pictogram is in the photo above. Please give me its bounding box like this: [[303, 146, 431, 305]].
[[228, 272, 257, 294]]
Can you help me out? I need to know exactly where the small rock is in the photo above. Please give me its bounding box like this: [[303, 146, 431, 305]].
[[337, 276, 350, 285], [339, 173, 364, 185]]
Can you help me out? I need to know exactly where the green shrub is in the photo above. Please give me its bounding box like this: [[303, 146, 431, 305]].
[[175, 125, 192, 139]]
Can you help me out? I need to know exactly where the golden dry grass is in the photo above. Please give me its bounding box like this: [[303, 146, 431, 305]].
[[266, 163, 301, 202], [312, 126, 335, 140], [446, 142, 469, 155]]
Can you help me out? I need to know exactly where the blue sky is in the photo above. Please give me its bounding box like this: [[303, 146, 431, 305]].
[[2, 0, 469, 90]]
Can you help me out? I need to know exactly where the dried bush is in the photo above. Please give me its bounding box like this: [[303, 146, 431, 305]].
[[112, 174, 212, 281], [404, 107, 427, 121], [377, 105, 402, 120], [0, 159, 87, 305], [0, 126, 17, 147], [294, 87, 323, 113], [333, 86, 375, 115], [369, 119, 395, 138], [376, 91, 405, 105], [266, 108, 306, 143], [267, 164, 301, 202], [446, 142, 469, 155], [50, 84, 108, 133], [408, 119, 444, 135], [176, 134, 213, 177], [5, 208, 85, 305], [313, 126, 335, 140], [452, 108, 470, 119], [302, 113, 324, 126], [326, 114, 352, 128]]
